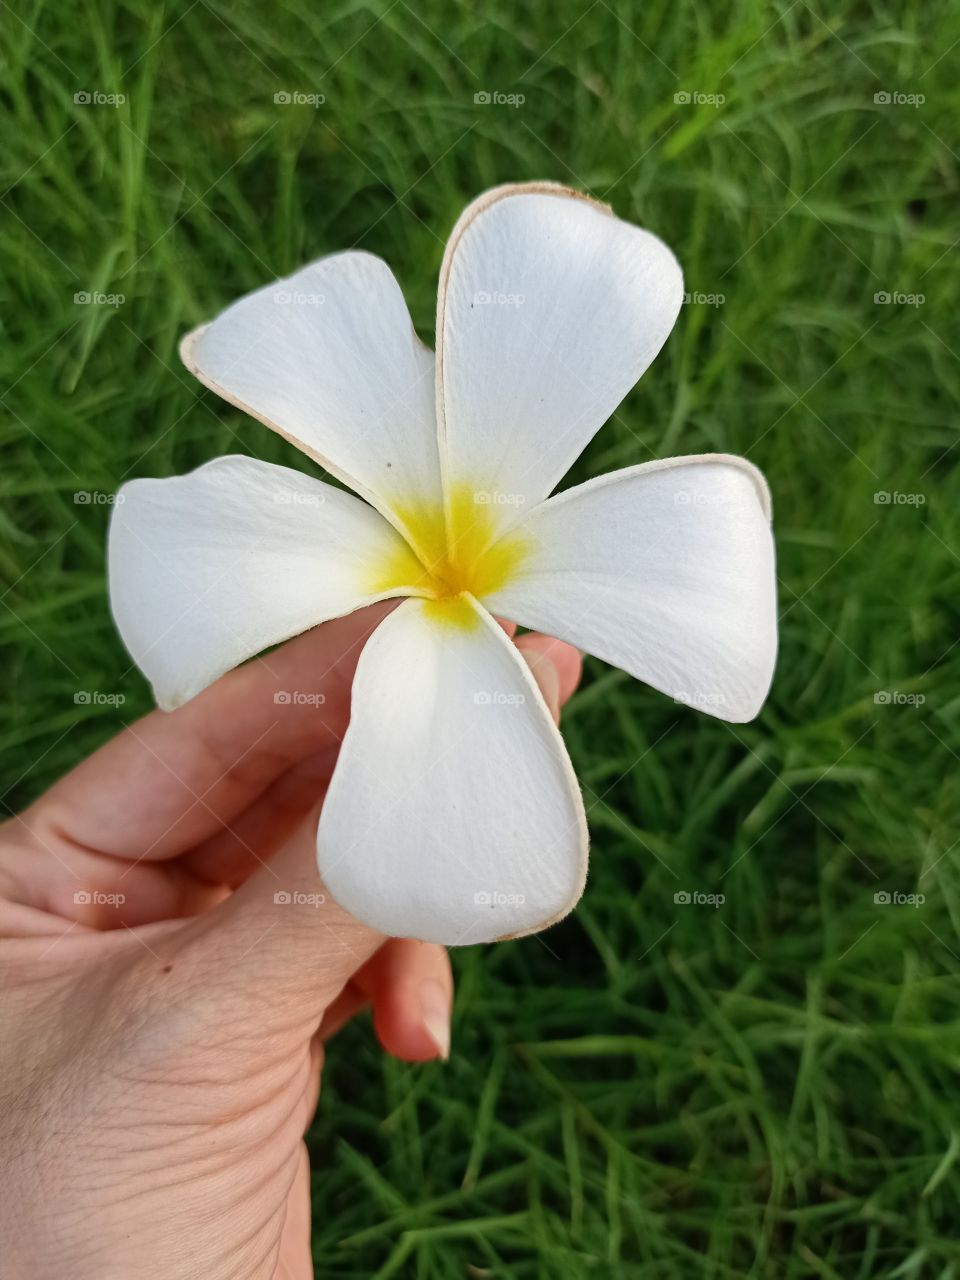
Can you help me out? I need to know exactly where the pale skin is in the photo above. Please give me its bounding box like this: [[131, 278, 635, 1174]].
[[0, 602, 581, 1279]]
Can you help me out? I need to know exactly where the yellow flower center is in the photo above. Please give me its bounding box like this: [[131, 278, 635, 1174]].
[[369, 483, 530, 624]]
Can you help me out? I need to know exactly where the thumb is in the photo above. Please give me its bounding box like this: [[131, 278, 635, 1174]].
[[161, 802, 383, 1044]]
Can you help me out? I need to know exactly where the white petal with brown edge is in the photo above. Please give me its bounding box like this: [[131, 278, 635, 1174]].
[[109, 456, 426, 710], [435, 183, 683, 534], [316, 595, 588, 944], [482, 456, 777, 723], [180, 252, 443, 547]]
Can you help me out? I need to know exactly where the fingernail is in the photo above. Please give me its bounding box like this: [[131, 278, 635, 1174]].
[[522, 651, 561, 722], [417, 978, 451, 1061]]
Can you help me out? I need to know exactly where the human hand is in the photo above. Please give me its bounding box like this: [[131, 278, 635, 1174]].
[[0, 603, 581, 1279]]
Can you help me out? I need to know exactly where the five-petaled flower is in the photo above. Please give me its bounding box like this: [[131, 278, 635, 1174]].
[[109, 182, 777, 946]]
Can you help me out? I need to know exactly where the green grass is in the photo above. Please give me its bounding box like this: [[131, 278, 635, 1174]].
[[3, 0, 960, 1274]]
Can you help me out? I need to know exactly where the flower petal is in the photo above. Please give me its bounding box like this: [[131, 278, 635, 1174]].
[[435, 182, 683, 529], [316, 595, 588, 944], [483, 456, 777, 723], [180, 252, 442, 549], [109, 456, 427, 709]]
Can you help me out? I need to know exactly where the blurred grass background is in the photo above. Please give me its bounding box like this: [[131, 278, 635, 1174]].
[[3, 0, 960, 1274]]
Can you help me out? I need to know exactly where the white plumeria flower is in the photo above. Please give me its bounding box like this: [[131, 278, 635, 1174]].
[[109, 182, 777, 947]]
